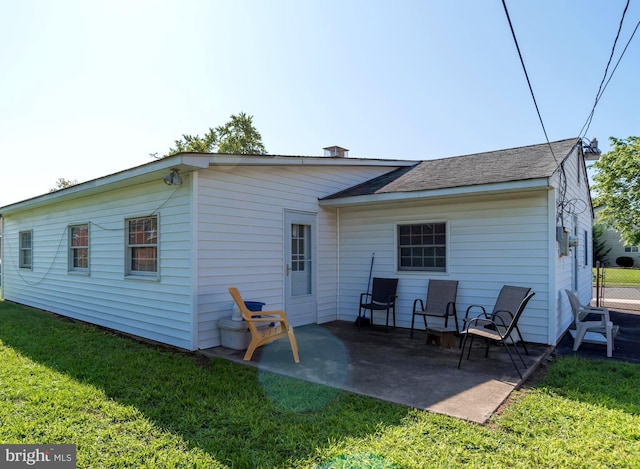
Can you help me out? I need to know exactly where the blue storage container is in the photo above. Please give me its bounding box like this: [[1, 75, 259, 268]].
[[244, 301, 265, 312]]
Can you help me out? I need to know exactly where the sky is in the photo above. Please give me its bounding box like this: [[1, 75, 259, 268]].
[[1, 0, 639, 207]]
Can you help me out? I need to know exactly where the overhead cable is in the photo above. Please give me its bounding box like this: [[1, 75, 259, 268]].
[[579, 1, 638, 139], [501, 0, 558, 165]]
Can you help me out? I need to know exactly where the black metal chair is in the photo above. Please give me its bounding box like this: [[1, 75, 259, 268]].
[[358, 278, 398, 330], [461, 285, 532, 355], [458, 291, 535, 379], [410, 279, 459, 339]]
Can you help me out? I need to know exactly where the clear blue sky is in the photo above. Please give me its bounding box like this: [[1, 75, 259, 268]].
[[1, 0, 638, 207]]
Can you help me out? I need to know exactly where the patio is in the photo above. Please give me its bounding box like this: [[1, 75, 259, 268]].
[[201, 321, 551, 424]]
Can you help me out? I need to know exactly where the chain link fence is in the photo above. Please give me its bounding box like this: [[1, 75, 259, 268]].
[[593, 262, 640, 312]]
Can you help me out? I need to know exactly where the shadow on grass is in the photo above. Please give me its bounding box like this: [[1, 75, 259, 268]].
[[0, 301, 410, 467]]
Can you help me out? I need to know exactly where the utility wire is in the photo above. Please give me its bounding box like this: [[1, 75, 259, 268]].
[[501, 0, 559, 165], [579, 1, 638, 139]]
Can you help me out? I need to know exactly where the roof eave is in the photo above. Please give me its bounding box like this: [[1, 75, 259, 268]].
[[0, 154, 209, 216], [319, 178, 552, 207], [202, 154, 415, 167], [0, 153, 414, 216]]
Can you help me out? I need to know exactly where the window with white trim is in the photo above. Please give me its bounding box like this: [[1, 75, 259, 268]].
[[69, 224, 89, 272], [397, 222, 447, 272], [125, 216, 158, 277], [19, 230, 33, 269], [624, 246, 639, 253]]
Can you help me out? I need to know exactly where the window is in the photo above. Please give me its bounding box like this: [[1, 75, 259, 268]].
[[291, 224, 310, 272], [397, 222, 447, 272], [126, 216, 158, 276], [624, 246, 639, 253], [69, 224, 89, 272], [19, 230, 33, 269]]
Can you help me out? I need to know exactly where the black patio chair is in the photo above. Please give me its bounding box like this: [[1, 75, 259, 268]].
[[410, 279, 459, 339], [458, 291, 535, 379], [461, 285, 532, 355], [358, 277, 398, 330]]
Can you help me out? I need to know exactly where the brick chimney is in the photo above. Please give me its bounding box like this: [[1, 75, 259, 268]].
[[323, 146, 349, 158]]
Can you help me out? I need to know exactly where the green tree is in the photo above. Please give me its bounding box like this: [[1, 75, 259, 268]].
[[592, 136, 640, 245], [166, 112, 266, 156], [49, 177, 78, 192], [592, 223, 611, 266]]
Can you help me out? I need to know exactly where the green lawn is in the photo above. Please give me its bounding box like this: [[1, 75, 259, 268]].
[[1, 301, 639, 468], [596, 267, 640, 287]]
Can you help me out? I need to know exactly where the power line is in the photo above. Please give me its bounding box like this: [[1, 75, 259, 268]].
[[501, 0, 558, 165], [579, 1, 638, 139]]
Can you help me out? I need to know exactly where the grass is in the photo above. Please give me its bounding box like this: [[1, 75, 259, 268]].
[[596, 267, 640, 287], [1, 301, 640, 467]]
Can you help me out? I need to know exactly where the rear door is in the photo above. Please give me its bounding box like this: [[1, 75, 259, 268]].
[[284, 210, 317, 326]]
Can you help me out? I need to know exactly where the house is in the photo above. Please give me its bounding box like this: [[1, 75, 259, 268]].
[[0, 138, 594, 350], [594, 206, 640, 267]]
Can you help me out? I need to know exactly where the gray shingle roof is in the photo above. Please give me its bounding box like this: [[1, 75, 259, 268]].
[[324, 138, 579, 199]]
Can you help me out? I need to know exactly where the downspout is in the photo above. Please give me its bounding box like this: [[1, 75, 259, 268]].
[[336, 206, 341, 320], [0, 215, 3, 300], [190, 171, 199, 350], [547, 187, 558, 346]]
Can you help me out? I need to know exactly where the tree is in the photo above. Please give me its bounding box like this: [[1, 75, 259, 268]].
[[592, 223, 611, 266], [50, 177, 78, 192], [166, 128, 218, 155], [165, 112, 266, 156], [591, 136, 640, 245]]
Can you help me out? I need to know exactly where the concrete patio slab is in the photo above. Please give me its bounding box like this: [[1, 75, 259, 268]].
[[201, 321, 551, 424]]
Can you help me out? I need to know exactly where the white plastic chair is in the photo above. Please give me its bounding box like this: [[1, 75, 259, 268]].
[[565, 290, 618, 358]]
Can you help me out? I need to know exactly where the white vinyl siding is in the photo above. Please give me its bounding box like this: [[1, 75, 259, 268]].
[[1, 178, 195, 350], [195, 164, 395, 349], [553, 145, 594, 343], [337, 192, 552, 344]]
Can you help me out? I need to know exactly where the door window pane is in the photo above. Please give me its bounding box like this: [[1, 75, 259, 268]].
[[291, 223, 311, 295]]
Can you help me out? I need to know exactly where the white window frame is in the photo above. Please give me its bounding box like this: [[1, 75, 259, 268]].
[[125, 215, 159, 279], [624, 246, 639, 253], [68, 224, 90, 273], [396, 221, 448, 273], [19, 230, 33, 270]]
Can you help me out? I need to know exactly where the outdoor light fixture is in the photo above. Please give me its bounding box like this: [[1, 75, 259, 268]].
[[163, 169, 183, 186], [583, 137, 602, 161]]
